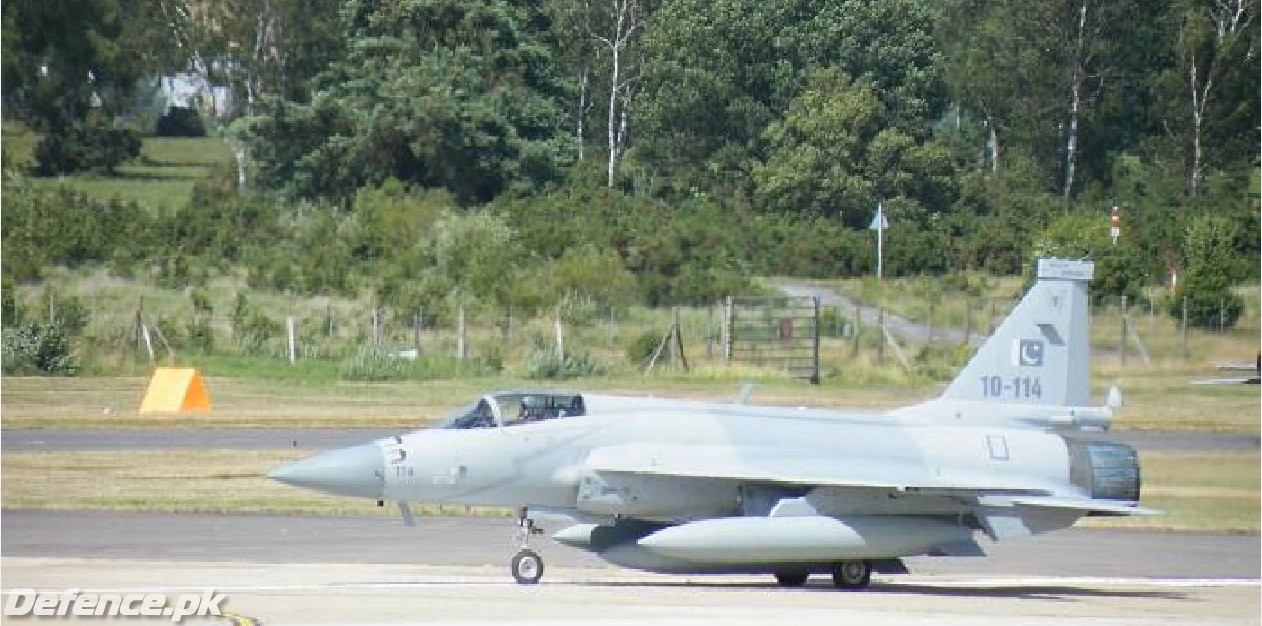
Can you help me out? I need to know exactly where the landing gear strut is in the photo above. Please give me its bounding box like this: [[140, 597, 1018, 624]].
[[831, 560, 871, 590], [510, 508, 544, 585]]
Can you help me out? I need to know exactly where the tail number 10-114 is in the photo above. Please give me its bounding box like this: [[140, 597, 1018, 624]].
[[981, 376, 1042, 399]]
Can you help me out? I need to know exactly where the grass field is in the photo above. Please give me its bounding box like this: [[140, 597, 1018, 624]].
[[2, 448, 1255, 533], [5, 123, 234, 208], [1080, 451, 1260, 533], [0, 375, 920, 429], [4, 362, 1258, 432]]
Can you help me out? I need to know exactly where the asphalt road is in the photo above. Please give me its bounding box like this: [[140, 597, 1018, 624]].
[[777, 282, 984, 347], [3, 511, 1258, 580], [4, 427, 1256, 453], [1, 426, 400, 452]]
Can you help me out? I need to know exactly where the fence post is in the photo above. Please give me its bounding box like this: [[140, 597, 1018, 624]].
[[141, 321, 155, 364], [554, 304, 564, 358], [668, 308, 678, 364], [372, 307, 381, 346], [706, 305, 715, 358], [457, 306, 467, 360], [876, 307, 885, 365], [963, 298, 973, 348], [851, 302, 861, 357], [1120, 295, 1129, 365], [1219, 299, 1226, 333], [672, 307, 689, 371], [287, 316, 297, 364], [811, 296, 820, 385], [927, 300, 935, 345], [608, 304, 615, 349], [414, 310, 422, 352], [723, 296, 733, 364], [1181, 296, 1189, 360]]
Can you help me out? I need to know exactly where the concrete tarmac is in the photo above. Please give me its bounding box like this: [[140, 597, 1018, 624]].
[[4, 558, 1258, 625], [4, 427, 1258, 453], [2, 511, 1258, 624]]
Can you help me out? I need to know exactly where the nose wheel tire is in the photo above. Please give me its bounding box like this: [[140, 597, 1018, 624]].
[[831, 560, 871, 590], [773, 568, 810, 587], [511, 549, 544, 585]]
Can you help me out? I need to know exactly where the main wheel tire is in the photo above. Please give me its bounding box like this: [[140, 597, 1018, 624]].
[[511, 549, 544, 585], [831, 560, 871, 590], [773, 568, 810, 587]]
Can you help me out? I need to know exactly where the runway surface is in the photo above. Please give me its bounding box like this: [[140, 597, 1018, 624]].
[[4, 511, 1259, 578], [4, 427, 1258, 452], [2, 511, 1258, 624]]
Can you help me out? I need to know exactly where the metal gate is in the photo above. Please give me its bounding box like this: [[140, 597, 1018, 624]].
[[722, 295, 820, 384]]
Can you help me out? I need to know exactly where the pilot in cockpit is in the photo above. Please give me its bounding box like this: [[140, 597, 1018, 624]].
[[517, 396, 540, 422]]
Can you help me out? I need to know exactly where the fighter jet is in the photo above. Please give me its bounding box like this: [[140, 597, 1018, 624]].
[[270, 258, 1155, 588]]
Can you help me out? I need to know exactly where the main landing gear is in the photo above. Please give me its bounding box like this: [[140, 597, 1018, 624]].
[[772, 560, 872, 590], [831, 560, 872, 590], [510, 508, 545, 585]]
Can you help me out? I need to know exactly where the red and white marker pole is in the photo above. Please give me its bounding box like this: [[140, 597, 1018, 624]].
[[1110, 206, 1121, 245]]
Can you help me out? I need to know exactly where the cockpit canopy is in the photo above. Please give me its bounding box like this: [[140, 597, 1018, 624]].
[[439, 390, 587, 429]]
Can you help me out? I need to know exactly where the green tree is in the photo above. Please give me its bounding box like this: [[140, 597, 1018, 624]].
[[634, 0, 946, 199], [1171, 214, 1245, 329], [1031, 211, 1144, 303], [236, 0, 576, 202], [753, 69, 956, 231], [1163, 0, 1259, 197], [3, 0, 155, 173]]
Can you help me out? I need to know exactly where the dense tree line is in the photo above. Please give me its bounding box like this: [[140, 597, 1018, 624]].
[[2, 0, 1258, 328]]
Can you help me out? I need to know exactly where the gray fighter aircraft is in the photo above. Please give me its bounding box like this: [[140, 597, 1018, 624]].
[[270, 258, 1156, 588]]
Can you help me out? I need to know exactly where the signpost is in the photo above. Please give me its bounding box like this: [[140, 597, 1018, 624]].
[[869, 201, 889, 280]]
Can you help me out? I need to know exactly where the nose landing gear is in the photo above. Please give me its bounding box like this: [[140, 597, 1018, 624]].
[[510, 508, 545, 585]]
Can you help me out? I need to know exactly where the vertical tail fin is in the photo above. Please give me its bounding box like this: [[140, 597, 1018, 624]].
[[939, 258, 1093, 407]]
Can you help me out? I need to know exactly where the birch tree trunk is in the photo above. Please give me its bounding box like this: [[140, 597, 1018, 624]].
[[590, 0, 644, 188], [1062, 0, 1089, 203], [577, 66, 589, 161], [1181, 0, 1254, 197], [606, 38, 621, 187]]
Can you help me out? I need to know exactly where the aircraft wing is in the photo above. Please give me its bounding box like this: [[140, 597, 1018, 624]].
[[584, 444, 1049, 494]]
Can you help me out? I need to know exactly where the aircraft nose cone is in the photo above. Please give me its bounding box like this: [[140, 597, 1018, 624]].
[[269, 443, 384, 499]]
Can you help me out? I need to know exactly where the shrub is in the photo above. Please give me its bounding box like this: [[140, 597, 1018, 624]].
[[340, 348, 416, 381], [155, 107, 206, 137], [523, 347, 606, 380], [340, 348, 496, 381], [2, 323, 79, 375], [625, 329, 664, 363], [1168, 215, 1246, 329], [35, 123, 142, 175], [186, 319, 216, 354]]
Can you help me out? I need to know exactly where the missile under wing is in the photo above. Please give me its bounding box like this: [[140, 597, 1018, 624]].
[[270, 257, 1156, 588]]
